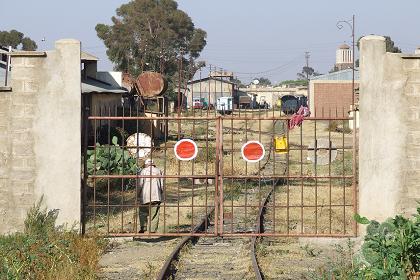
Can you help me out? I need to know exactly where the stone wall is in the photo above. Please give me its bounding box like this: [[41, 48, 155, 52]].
[[359, 35, 420, 224], [0, 39, 81, 234]]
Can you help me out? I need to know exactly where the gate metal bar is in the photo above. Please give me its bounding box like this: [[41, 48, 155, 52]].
[[82, 79, 357, 238]]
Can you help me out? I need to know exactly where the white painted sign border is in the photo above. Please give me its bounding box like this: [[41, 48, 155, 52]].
[[241, 140, 265, 163], [174, 139, 198, 161]]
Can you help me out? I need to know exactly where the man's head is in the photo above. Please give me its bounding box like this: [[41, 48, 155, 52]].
[[144, 159, 154, 166]]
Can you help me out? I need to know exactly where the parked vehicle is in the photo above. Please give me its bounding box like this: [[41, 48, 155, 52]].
[[192, 97, 208, 109], [216, 96, 233, 115], [239, 95, 252, 109], [279, 95, 308, 115]]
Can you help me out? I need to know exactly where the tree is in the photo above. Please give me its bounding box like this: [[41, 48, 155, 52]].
[[278, 79, 308, 87], [253, 77, 271, 86], [297, 66, 320, 80], [0, 29, 37, 51], [95, 0, 207, 100], [231, 77, 245, 88]]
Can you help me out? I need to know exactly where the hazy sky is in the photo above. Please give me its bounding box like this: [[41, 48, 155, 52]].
[[2, 0, 419, 83]]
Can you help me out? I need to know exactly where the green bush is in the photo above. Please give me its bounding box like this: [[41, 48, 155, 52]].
[[314, 208, 420, 279], [86, 136, 137, 175], [0, 198, 107, 279], [358, 211, 420, 279]]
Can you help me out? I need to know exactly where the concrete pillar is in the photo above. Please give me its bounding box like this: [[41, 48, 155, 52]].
[[34, 39, 81, 227], [359, 35, 408, 225]]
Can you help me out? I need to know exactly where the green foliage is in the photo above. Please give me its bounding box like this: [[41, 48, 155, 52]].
[[231, 77, 245, 88], [253, 77, 272, 86], [0, 29, 37, 50], [0, 199, 106, 279], [87, 136, 137, 175], [278, 79, 308, 87], [314, 208, 420, 279], [354, 213, 370, 225], [95, 0, 207, 101], [24, 197, 58, 237], [360, 211, 420, 279], [297, 66, 320, 81]]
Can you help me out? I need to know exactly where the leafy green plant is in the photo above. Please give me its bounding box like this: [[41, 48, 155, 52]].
[[359, 210, 420, 279], [0, 198, 107, 279], [87, 136, 137, 175], [314, 208, 420, 279]]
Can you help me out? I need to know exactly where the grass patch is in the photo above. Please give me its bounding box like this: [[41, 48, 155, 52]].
[[224, 181, 244, 201], [0, 198, 107, 280]]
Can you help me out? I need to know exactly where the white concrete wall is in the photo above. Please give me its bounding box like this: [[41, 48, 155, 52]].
[[359, 35, 420, 226], [187, 79, 233, 106], [0, 39, 81, 233]]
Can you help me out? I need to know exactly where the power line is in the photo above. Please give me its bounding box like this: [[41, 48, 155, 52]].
[[233, 55, 301, 75]]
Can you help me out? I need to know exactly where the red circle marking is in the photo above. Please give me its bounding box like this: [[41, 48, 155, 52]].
[[242, 141, 265, 162], [174, 139, 198, 161]]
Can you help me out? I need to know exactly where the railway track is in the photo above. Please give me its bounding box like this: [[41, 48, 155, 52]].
[[157, 121, 287, 280]]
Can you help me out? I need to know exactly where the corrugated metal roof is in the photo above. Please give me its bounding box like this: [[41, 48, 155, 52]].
[[311, 68, 359, 81], [82, 77, 127, 94], [81, 51, 99, 61], [188, 77, 235, 85]]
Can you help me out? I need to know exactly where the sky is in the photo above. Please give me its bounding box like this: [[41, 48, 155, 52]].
[[1, 0, 419, 84]]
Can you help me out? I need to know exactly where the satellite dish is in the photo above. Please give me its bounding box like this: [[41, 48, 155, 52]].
[[252, 79, 260, 85], [307, 139, 337, 166], [126, 133, 152, 159]]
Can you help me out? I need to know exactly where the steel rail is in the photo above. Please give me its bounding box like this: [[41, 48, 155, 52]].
[[156, 208, 215, 280], [251, 188, 274, 280], [157, 122, 279, 280]]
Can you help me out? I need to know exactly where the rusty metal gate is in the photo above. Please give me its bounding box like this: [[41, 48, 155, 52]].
[[81, 100, 357, 238]]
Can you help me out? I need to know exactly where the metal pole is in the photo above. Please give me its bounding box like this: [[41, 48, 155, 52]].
[[351, 14, 358, 237], [337, 15, 358, 236], [352, 15, 355, 107], [177, 54, 182, 116]]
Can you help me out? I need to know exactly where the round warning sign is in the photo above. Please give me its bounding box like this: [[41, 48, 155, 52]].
[[174, 139, 198, 161], [241, 141, 265, 163]]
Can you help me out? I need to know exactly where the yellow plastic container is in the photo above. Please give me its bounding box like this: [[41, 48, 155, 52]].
[[274, 136, 288, 154], [276, 98, 282, 109]]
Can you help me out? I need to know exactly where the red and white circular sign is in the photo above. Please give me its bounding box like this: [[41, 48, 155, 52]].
[[174, 139, 198, 161], [241, 141, 265, 163]]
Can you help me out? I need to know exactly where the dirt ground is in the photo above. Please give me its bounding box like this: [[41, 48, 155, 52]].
[[99, 237, 181, 280], [256, 237, 355, 279]]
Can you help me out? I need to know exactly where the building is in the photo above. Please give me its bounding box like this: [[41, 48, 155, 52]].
[[0, 46, 12, 88], [239, 84, 308, 108], [81, 51, 128, 116], [309, 68, 359, 117], [80, 52, 166, 140], [186, 76, 236, 108], [335, 44, 353, 71]]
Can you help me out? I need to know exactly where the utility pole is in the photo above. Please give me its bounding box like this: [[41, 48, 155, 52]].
[[304, 51, 310, 80]]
